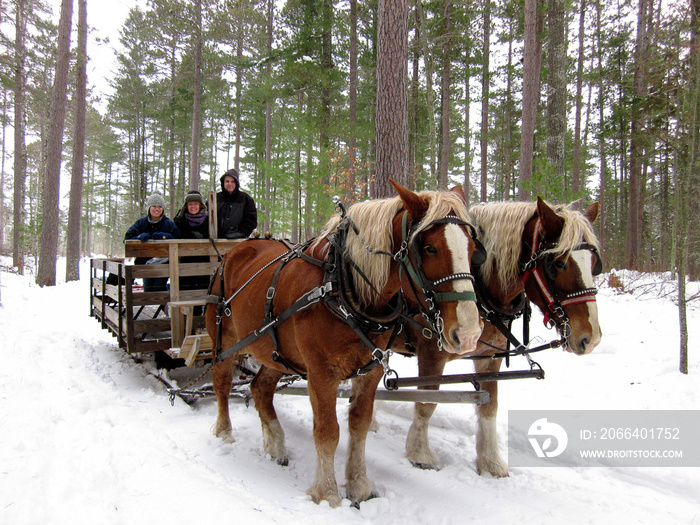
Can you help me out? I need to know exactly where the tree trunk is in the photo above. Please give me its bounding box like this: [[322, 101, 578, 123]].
[[37, 0, 73, 287], [66, 0, 87, 282], [348, 0, 358, 200], [546, 0, 567, 190], [595, 0, 607, 255], [679, 0, 700, 374], [375, 0, 409, 197], [572, 0, 587, 204], [480, 0, 491, 202], [189, 0, 202, 191], [438, 0, 452, 190], [626, 0, 652, 270], [504, 20, 515, 200], [518, 0, 543, 201], [264, 0, 273, 232], [13, 0, 27, 274], [409, 3, 420, 189], [235, 32, 243, 171], [416, 1, 436, 184], [169, 40, 177, 215], [1, 91, 6, 254], [463, 32, 471, 199]]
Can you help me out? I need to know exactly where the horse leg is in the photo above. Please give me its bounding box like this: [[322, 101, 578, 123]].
[[474, 357, 509, 477], [306, 374, 342, 507], [212, 358, 236, 443], [406, 341, 450, 470], [345, 367, 383, 504], [250, 365, 288, 465]]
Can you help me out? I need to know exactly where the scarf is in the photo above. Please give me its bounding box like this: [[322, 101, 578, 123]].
[[186, 210, 208, 227]]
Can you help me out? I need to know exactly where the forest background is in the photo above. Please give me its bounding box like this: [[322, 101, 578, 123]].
[[0, 0, 699, 288]]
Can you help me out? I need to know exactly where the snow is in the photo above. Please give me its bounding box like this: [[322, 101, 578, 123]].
[[1, 260, 699, 524]]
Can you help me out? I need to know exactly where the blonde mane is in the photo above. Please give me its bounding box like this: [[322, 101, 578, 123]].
[[469, 200, 599, 295], [315, 191, 472, 306]]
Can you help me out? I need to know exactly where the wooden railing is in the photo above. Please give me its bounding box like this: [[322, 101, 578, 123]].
[[90, 239, 242, 354]]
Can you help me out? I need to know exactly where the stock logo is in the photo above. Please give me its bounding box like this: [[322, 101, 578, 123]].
[[528, 418, 569, 458]]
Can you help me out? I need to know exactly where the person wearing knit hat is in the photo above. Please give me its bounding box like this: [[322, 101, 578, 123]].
[[216, 168, 257, 239], [173, 190, 210, 308], [174, 190, 209, 240], [124, 191, 181, 293], [145, 191, 167, 210]]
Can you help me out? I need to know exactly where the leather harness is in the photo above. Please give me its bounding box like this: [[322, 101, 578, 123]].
[[208, 209, 480, 380]]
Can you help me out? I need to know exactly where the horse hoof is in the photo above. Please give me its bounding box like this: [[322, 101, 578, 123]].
[[476, 460, 509, 478], [308, 486, 342, 508], [350, 491, 379, 509], [216, 429, 236, 444], [275, 456, 289, 467], [411, 461, 439, 471]]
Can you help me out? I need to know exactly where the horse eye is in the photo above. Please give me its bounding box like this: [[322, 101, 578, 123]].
[[554, 260, 566, 270], [424, 245, 438, 255]]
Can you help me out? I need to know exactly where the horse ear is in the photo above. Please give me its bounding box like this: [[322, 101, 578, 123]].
[[583, 201, 599, 224], [449, 184, 466, 203], [390, 179, 429, 221], [535, 196, 564, 236]]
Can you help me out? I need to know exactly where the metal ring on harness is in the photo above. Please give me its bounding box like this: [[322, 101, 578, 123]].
[[383, 368, 399, 391]]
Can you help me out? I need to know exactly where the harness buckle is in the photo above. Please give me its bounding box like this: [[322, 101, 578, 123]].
[[337, 304, 351, 319], [266, 286, 276, 300], [307, 281, 334, 302]]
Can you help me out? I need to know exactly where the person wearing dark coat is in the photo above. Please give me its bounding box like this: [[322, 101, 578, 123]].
[[173, 190, 210, 293], [173, 190, 210, 240], [216, 168, 257, 239], [124, 191, 181, 292]]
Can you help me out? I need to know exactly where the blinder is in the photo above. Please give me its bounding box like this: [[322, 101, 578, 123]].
[[543, 243, 603, 282], [467, 224, 487, 270]]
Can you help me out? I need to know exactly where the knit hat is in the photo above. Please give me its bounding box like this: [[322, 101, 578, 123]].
[[184, 190, 205, 207], [145, 191, 166, 210]]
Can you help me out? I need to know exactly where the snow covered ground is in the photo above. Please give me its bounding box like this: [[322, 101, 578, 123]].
[[1, 259, 699, 524]]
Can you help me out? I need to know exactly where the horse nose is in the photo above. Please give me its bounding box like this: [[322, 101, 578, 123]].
[[451, 325, 481, 354], [574, 334, 598, 355], [575, 337, 589, 355]]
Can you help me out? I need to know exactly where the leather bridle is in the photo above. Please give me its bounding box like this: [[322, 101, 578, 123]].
[[521, 219, 602, 337]]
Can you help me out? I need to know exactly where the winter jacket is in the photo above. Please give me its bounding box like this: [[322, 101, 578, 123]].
[[216, 172, 257, 239], [124, 214, 181, 264], [173, 206, 210, 240]]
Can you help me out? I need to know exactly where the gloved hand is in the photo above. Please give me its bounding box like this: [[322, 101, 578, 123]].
[[153, 232, 174, 240], [136, 232, 151, 242], [225, 231, 246, 239], [191, 231, 204, 239]]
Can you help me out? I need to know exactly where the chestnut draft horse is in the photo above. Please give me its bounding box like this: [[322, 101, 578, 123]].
[[405, 197, 602, 476], [206, 181, 484, 507]]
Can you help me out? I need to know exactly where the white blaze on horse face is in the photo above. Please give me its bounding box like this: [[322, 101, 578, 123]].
[[571, 250, 602, 352], [444, 223, 483, 353]]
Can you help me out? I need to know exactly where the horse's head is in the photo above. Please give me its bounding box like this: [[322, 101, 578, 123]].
[[390, 181, 484, 355], [521, 197, 602, 355]]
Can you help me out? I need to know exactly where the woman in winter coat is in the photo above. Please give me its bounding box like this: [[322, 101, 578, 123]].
[[124, 191, 181, 292], [173, 190, 211, 292]]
